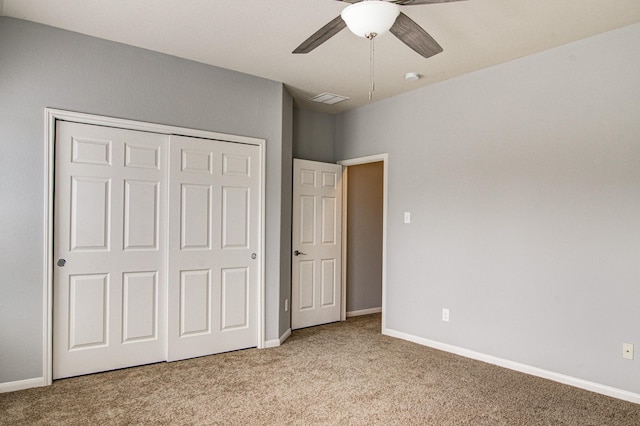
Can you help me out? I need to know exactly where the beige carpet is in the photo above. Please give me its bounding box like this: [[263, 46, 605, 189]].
[[1, 314, 638, 425]]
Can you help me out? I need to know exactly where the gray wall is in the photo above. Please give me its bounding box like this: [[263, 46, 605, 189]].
[[279, 90, 293, 336], [292, 108, 335, 162], [346, 162, 383, 313], [335, 24, 640, 394], [0, 17, 291, 384]]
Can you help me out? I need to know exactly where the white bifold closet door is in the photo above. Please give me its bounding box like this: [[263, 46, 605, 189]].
[[53, 122, 260, 379]]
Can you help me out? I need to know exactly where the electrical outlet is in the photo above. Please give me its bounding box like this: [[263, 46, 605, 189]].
[[284, 298, 289, 312], [442, 308, 449, 322], [622, 342, 634, 360]]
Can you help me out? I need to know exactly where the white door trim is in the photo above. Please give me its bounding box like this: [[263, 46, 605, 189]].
[[337, 154, 388, 331], [43, 108, 266, 385]]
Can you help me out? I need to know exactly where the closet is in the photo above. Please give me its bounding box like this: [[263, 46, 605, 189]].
[[53, 120, 261, 379]]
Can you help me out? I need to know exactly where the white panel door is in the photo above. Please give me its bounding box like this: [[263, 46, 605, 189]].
[[292, 159, 342, 329], [53, 122, 167, 379], [167, 135, 260, 361]]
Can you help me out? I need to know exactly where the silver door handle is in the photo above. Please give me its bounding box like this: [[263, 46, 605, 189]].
[[57, 259, 67, 267], [294, 250, 307, 256]]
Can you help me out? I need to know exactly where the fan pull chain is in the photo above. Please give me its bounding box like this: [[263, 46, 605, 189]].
[[368, 34, 376, 101]]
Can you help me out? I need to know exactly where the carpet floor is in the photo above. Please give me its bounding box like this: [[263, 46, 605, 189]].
[[1, 314, 639, 425]]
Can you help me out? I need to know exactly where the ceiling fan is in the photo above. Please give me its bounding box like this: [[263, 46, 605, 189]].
[[293, 0, 467, 59]]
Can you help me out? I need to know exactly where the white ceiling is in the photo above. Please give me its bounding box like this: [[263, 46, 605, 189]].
[[3, 0, 640, 113]]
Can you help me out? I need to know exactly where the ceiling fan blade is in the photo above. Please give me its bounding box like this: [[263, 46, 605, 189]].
[[293, 16, 347, 54], [393, 0, 467, 5], [389, 12, 443, 58]]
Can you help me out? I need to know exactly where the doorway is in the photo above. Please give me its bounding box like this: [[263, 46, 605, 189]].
[[292, 154, 388, 331], [344, 161, 383, 316], [338, 154, 388, 329]]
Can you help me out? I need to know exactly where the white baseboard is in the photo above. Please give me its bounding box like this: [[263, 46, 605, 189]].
[[0, 377, 45, 394], [263, 338, 279, 348], [279, 328, 292, 345], [346, 307, 382, 317], [383, 327, 640, 405], [264, 328, 292, 348]]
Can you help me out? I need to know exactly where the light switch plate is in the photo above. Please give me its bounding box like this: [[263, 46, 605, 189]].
[[623, 342, 634, 360], [404, 212, 411, 224]]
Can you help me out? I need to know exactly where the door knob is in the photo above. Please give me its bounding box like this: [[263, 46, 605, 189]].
[[251, 253, 257, 260], [294, 250, 307, 256], [57, 259, 67, 267]]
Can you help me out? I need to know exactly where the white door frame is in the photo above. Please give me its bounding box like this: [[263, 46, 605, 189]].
[[43, 108, 266, 385], [337, 154, 388, 330]]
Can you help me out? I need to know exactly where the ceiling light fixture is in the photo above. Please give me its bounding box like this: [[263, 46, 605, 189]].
[[341, 1, 400, 39], [341, 0, 400, 101]]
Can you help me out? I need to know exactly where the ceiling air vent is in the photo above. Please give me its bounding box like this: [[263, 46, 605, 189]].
[[308, 92, 350, 105]]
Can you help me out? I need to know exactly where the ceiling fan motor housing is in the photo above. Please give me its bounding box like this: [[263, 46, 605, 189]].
[[341, 1, 401, 38]]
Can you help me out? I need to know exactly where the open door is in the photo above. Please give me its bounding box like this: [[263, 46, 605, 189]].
[[291, 159, 342, 329]]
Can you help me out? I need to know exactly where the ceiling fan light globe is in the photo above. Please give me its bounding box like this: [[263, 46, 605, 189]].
[[341, 1, 401, 38]]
